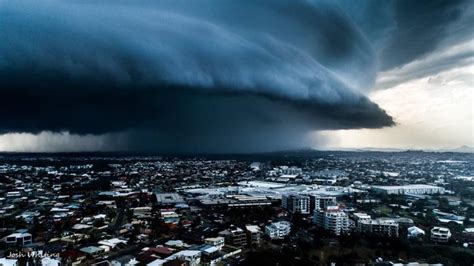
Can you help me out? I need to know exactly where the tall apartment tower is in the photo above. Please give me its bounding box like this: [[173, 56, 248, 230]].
[[310, 195, 337, 212], [281, 194, 310, 214], [313, 206, 349, 235]]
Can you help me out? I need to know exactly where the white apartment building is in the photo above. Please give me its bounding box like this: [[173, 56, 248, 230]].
[[371, 185, 445, 195], [431, 227, 451, 243], [265, 221, 292, 240], [281, 194, 310, 214], [359, 218, 399, 237], [313, 206, 349, 235]]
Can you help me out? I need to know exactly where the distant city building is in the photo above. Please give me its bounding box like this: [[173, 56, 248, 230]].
[[281, 194, 310, 214], [281, 166, 303, 176], [159, 209, 180, 224], [307, 170, 348, 184], [433, 209, 465, 224], [164, 250, 201, 266], [265, 221, 292, 240], [249, 162, 261, 171], [310, 195, 337, 211], [111, 255, 138, 266], [431, 227, 451, 243], [204, 237, 225, 250], [133, 207, 152, 219], [4, 231, 32, 246], [371, 185, 445, 195], [218, 227, 247, 246], [353, 212, 372, 232], [359, 218, 399, 237], [80, 246, 105, 257], [313, 206, 349, 235], [245, 225, 262, 246], [407, 226, 425, 239], [155, 193, 185, 206]]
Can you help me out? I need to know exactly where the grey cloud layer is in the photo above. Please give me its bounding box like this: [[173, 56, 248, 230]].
[[0, 0, 470, 152], [338, 0, 473, 71]]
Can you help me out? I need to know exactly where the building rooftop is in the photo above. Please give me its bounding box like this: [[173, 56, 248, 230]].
[[245, 225, 261, 233]]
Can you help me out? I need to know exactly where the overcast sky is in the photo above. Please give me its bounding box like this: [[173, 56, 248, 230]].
[[0, 0, 472, 152]]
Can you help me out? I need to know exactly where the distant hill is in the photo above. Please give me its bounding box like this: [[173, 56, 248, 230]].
[[325, 146, 474, 154], [434, 145, 474, 153]]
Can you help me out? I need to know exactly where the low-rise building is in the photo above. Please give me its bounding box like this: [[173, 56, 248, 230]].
[[245, 225, 261, 246], [218, 227, 246, 247], [371, 185, 445, 195], [407, 226, 425, 239], [160, 209, 180, 224], [265, 221, 291, 240], [431, 227, 451, 243], [80, 246, 106, 257], [164, 250, 201, 266], [359, 218, 399, 237], [155, 193, 185, 206], [111, 255, 139, 266], [41, 257, 61, 266], [4, 231, 32, 246], [204, 237, 225, 250]]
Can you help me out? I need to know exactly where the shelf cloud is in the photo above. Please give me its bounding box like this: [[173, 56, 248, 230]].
[[0, 0, 470, 152]]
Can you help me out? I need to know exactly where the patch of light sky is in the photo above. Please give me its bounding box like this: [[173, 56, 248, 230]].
[[322, 41, 474, 150]]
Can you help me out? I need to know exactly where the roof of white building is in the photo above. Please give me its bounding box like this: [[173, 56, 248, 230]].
[[267, 221, 291, 230], [372, 184, 442, 190], [147, 258, 167, 266], [0, 258, 18, 266], [408, 226, 425, 235], [245, 225, 261, 233]]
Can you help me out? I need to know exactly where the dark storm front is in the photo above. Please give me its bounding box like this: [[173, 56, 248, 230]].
[[0, 151, 473, 265]]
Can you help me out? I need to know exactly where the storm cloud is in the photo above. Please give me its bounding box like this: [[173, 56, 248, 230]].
[[0, 0, 470, 152]]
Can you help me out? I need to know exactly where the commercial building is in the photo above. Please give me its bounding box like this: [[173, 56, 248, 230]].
[[226, 195, 272, 207], [431, 227, 451, 243], [313, 206, 349, 235], [155, 193, 186, 206], [371, 185, 445, 195], [281, 194, 310, 214], [265, 221, 292, 240]]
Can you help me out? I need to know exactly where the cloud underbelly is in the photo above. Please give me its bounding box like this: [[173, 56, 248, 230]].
[[0, 0, 394, 152]]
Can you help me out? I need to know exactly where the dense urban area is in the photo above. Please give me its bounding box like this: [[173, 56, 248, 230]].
[[0, 150, 473, 266]]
